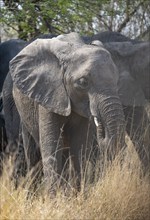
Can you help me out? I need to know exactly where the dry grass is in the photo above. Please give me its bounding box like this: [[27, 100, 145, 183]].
[[0, 141, 150, 220]]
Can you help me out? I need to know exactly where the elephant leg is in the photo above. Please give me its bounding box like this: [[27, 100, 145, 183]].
[[39, 106, 67, 194], [123, 106, 150, 172], [22, 123, 41, 171]]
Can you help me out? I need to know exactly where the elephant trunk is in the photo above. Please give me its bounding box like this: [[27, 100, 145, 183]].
[[91, 94, 126, 160]]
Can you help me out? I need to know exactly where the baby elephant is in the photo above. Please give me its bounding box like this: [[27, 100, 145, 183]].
[[9, 32, 126, 194]]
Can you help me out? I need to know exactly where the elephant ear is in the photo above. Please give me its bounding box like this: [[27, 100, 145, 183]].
[[118, 71, 146, 106], [10, 38, 72, 116]]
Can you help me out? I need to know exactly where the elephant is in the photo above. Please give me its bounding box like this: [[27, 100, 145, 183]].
[[2, 31, 149, 189], [8, 32, 126, 193], [2, 31, 149, 188], [2, 31, 137, 153], [0, 39, 28, 175], [0, 39, 27, 93], [82, 30, 140, 44], [0, 39, 28, 141], [101, 41, 150, 171], [91, 31, 140, 43]]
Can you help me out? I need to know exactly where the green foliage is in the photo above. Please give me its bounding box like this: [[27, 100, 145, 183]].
[[0, 0, 150, 40]]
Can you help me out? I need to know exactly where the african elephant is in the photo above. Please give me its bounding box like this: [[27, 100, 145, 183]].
[[102, 41, 150, 171], [3, 31, 149, 187], [9, 32, 126, 193]]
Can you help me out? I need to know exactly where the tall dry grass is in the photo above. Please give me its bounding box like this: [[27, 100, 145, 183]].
[[0, 141, 150, 220]]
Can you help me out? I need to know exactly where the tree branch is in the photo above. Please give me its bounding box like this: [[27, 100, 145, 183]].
[[135, 26, 150, 40], [117, 1, 144, 32], [2, 20, 18, 32]]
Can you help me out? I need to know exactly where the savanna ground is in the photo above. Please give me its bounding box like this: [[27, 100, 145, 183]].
[[0, 138, 150, 220]]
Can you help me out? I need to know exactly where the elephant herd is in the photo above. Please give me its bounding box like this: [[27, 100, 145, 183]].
[[0, 31, 149, 195]]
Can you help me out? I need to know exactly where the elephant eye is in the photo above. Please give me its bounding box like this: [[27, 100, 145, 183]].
[[75, 77, 89, 90]]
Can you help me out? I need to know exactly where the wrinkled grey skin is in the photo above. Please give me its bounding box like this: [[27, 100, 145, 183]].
[[10, 33, 126, 192], [102, 41, 150, 171]]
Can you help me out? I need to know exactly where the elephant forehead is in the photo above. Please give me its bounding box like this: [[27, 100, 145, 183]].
[[70, 47, 116, 74], [67, 54, 117, 83], [73, 45, 111, 63]]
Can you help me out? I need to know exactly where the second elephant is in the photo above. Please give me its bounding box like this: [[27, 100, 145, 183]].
[[104, 41, 150, 171]]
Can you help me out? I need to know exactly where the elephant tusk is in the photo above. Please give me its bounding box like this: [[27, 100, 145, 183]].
[[94, 117, 99, 127]]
